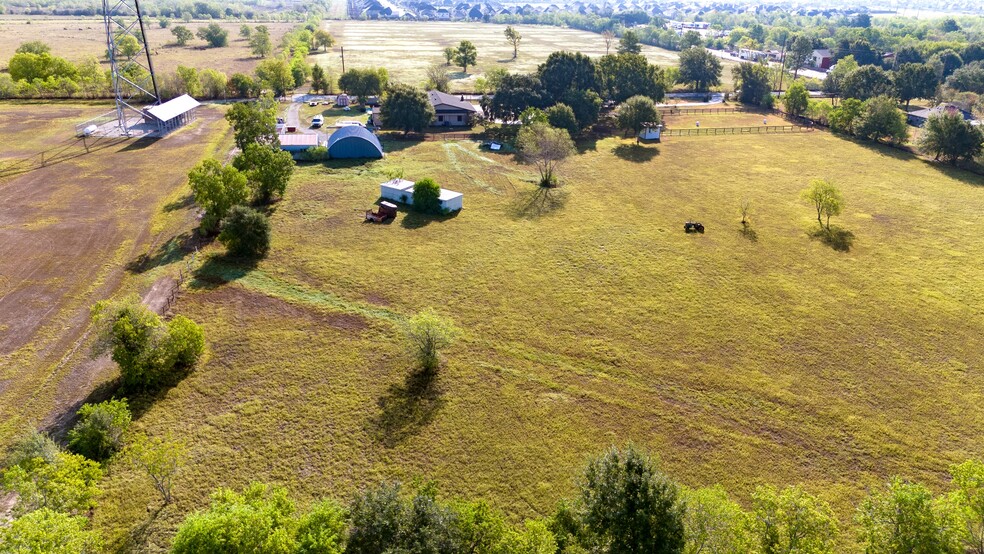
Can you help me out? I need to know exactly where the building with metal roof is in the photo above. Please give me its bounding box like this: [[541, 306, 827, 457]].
[[279, 134, 323, 158], [143, 94, 201, 135], [326, 126, 383, 159], [427, 90, 481, 127]]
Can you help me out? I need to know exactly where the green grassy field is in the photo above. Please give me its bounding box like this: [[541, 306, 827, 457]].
[[311, 21, 736, 92], [86, 115, 984, 550]]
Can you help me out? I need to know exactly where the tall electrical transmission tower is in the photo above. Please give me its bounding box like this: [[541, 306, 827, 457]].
[[102, 0, 160, 136]]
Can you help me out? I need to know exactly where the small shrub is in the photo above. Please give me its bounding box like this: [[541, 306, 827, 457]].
[[6, 429, 60, 467], [412, 178, 442, 215], [219, 205, 271, 258], [299, 145, 328, 162], [91, 297, 206, 391], [67, 399, 132, 462], [403, 309, 460, 371]]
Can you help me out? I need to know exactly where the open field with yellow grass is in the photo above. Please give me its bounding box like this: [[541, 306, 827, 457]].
[[69, 112, 984, 550], [313, 20, 738, 92]]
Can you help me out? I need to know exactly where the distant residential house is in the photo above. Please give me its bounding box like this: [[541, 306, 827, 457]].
[[907, 103, 975, 127], [435, 7, 451, 19], [428, 90, 481, 127], [809, 48, 833, 70]]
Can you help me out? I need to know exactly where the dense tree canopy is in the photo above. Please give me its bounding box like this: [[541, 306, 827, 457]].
[[918, 111, 984, 164], [537, 51, 598, 100], [598, 53, 665, 103], [677, 47, 722, 91], [381, 84, 435, 134]]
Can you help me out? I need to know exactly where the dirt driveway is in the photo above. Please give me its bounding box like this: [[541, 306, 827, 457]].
[[0, 104, 230, 442]]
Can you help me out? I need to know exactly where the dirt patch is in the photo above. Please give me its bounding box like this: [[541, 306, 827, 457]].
[[0, 104, 229, 443], [204, 285, 370, 331], [365, 293, 391, 306]]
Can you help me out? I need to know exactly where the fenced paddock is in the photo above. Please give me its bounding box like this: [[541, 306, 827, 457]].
[[662, 125, 813, 137]]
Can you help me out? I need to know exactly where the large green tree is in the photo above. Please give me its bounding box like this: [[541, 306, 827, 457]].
[[454, 40, 478, 73], [337, 68, 388, 100], [537, 51, 598, 100], [732, 62, 772, 106], [917, 111, 984, 164], [841, 65, 892, 101], [225, 95, 279, 151], [950, 460, 984, 554], [782, 81, 809, 116], [171, 25, 193, 46], [858, 478, 962, 554], [682, 485, 751, 554], [188, 158, 249, 232], [486, 73, 549, 122], [893, 63, 938, 108], [617, 95, 661, 143], [1, 452, 103, 516], [233, 143, 295, 204], [677, 47, 722, 91], [313, 29, 335, 52], [256, 57, 294, 96], [598, 53, 665, 103], [0, 509, 101, 554], [249, 27, 273, 57], [618, 30, 642, 54], [171, 483, 298, 554], [67, 399, 132, 462], [577, 445, 685, 554], [750, 485, 838, 554], [196, 23, 229, 48], [381, 84, 435, 135], [855, 95, 908, 144], [785, 34, 814, 79]]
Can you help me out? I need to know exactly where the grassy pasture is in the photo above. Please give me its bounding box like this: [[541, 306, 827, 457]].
[[91, 113, 984, 550], [0, 18, 297, 76], [312, 20, 735, 92]]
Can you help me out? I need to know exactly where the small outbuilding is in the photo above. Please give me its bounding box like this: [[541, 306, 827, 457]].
[[639, 125, 661, 141], [144, 94, 200, 135], [327, 126, 384, 159], [279, 134, 323, 158], [379, 178, 463, 212], [336, 93, 351, 107], [907, 103, 975, 127]]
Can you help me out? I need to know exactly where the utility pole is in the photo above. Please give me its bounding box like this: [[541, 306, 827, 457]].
[[341, 46, 346, 74], [776, 38, 787, 95]]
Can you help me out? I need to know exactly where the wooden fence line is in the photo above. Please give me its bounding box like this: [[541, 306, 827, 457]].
[[662, 125, 812, 137]]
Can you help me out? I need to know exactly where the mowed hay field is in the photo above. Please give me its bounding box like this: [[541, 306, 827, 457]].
[[0, 18, 297, 76], [0, 102, 233, 447], [93, 118, 984, 549], [312, 20, 735, 91]]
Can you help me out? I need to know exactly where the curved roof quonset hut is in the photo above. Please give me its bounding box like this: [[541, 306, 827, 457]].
[[326, 126, 383, 159]]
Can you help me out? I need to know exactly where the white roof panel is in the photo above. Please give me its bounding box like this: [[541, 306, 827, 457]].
[[146, 94, 201, 122]]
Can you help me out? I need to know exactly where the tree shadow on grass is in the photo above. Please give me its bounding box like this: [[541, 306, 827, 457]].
[[119, 504, 166, 554], [163, 193, 195, 213], [809, 226, 854, 252], [400, 209, 460, 229], [510, 185, 568, 219], [378, 138, 423, 154], [371, 367, 445, 448], [126, 230, 211, 274], [612, 143, 660, 162], [739, 223, 758, 242], [188, 253, 260, 290], [43, 377, 122, 442]]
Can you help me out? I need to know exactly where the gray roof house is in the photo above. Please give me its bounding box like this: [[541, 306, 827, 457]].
[[427, 90, 482, 127], [907, 103, 975, 127]]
